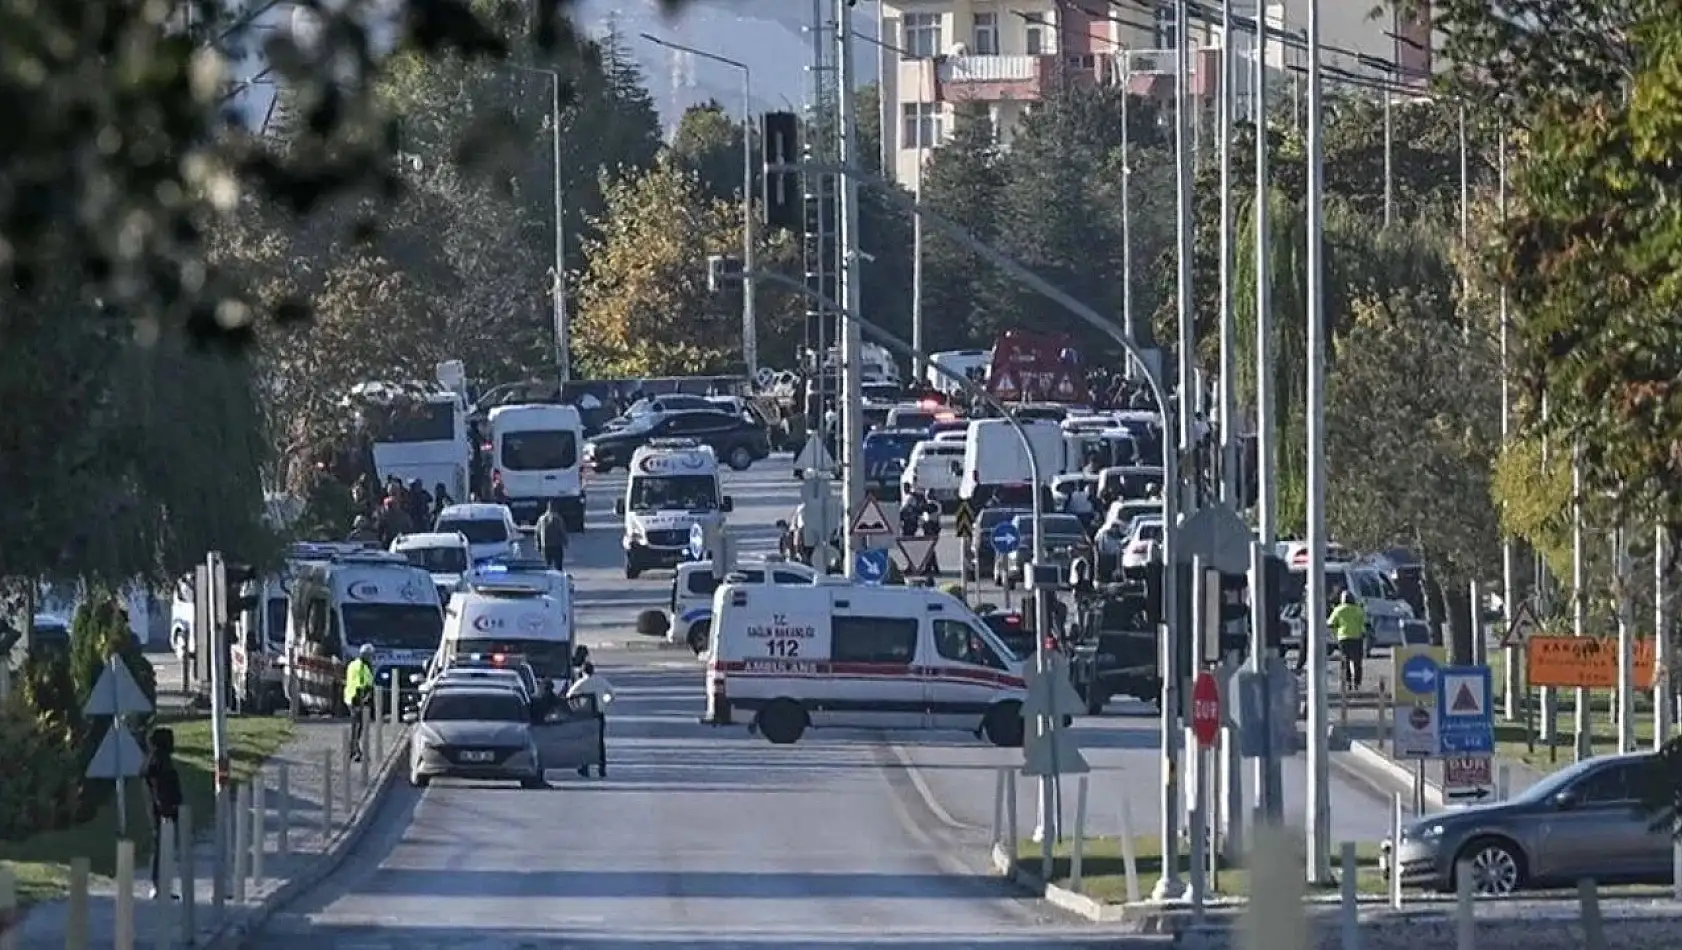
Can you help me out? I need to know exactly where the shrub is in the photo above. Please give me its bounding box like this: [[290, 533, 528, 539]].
[[68, 589, 156, 722], [0, 695, 84, 840]]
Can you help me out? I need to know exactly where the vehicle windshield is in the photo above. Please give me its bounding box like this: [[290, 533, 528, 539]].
[[629, 474, 718, 512], [341, 603, 444, 651], [363, 400, 456, 443], [501, 431, 578, 471], [264, 597, 288, 645], [630, 395, 711, 416], [890, 410, 935, 430], [979, 509, 1028, 531], [1348, 569, 1390, 600], [1134, 522, 1164, 541], [435, 518, 509, 546], [401, 545, 469, 574], [864, 432, 924, 453], [451, 637, 573, 680], [422, 690, 527, 723], [1028, 516, 1086, 544]]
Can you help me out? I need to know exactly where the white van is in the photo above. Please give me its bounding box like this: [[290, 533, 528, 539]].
[[899, 439, 965, 509], [390, 531, 472, 604], [487, 403, 586, 530], [668, 557, 822, 654], [615, 439, 734, 579], [703, 583, 1029, 746], [439, 571, 575, 689], [959, 417, 1069, 505], [433, 502, 520, 565]]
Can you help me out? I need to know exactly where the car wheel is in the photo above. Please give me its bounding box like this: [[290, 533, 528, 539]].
[[982, 702, 1026, 748], [757, 699, 808, 744], [1453, 837, 1526, 896], [687, 621, 711, 656], [727, 445, 754, 471]]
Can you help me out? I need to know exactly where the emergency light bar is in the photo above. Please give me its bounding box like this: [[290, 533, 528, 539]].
[[288, 541, 375, 561], [643, 437, 705, 449]]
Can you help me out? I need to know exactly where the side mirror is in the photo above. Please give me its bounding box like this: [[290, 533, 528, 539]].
[[401, 711, 418, 724], [613, 499, 626, 515], [1552, 789, 1580, 810], [721, 496, 735, 512]]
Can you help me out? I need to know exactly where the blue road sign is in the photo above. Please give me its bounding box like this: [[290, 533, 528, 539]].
[[855, 548, 889, 584], [1401, 653, 1440, 696], [687, 523, 707, 560], [990, 521, 1021, 555], [1436, 664, 1494, 755]]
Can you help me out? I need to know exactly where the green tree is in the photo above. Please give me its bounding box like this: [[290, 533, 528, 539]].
[[670, 101, 745, 202], [919, 101, 1005, 350]]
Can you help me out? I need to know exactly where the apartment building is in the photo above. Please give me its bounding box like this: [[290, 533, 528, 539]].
[[877, 0, 1433, 190]]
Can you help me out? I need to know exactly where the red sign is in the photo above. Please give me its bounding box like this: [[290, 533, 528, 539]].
[[986, 330, 1089, 405], [1191, 672, 1221, 748]]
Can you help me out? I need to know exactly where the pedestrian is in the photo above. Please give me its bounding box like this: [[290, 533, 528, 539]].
[[536, 499, 568, 571], [565, 662, 615, 777], [346, 515, 379, 545], [344, 643, 376, 761], [431, 482, 453, 522], [1329, 590, 1368, 691], [142, 726, 183, 900]]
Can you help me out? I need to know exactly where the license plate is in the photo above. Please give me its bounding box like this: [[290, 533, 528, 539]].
[[459, 750, 494, 763]]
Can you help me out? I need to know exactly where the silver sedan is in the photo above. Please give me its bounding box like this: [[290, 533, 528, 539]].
[[406, 685, 545, 788]]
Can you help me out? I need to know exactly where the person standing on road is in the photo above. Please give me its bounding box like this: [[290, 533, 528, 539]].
[[566, 662, 615, 777], [536, 500, 569, 571], [344, 643, 376, 761], [1328, 590, 1368, 691], [142, 726, 183, 900]]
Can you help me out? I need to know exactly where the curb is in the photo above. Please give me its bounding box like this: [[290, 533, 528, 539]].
[[988, 843, 1131, 924], [1347, 740, 1446, 811], [201, 726, 412, 948]]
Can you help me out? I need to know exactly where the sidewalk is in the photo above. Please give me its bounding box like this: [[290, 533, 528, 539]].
[[10, 716, 408, 949]]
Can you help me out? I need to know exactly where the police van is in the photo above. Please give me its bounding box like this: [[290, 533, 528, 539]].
[[284, 549, 445, 714], [438, 569, 575, 691], [668, 556, 822, 655], [703, 584, 1030, 746], [615, 439, 734, 579]]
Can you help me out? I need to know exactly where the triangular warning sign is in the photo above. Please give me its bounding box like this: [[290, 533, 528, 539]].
[[894, 536, 939, 574], [1055, 373, 1076, 398], [1452, 683, 1480, 713], [992, 370, 1018, 398], [1023, 728, 1090, 776], [849, 496, 894, 536], [1499, 600, 1539, 649], [793, 434, 835, 475], [83, 659, 154, 717], [85, 722, 146, 779]]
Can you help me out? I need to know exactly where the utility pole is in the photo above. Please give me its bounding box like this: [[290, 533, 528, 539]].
[[1616, 524, 1635, 753], [740, 64, 758, 377], [803, 0, 836, 434], [1498, 129, 1518, 721], [834, 0, 865, 577], [1304, 0, 1333, 885], [1249, 0, 1280, 824], [910, 54, 928, 380], [1216, 0, 1236, 506], [1120, 58, 1136, 375], [1572, 444, 1590, 761], [1656, 526, 1672, 749]]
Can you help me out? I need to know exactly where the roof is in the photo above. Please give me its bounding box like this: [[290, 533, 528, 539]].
[[437, 503, 511, 521], [391, 532, 469, 550]]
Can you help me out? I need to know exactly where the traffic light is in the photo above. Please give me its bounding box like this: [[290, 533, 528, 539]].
[[761, 111, 802, 232], [706, 254, 744, 293], [1218, 571, 1250, 656], [210, 555, 261, 625]]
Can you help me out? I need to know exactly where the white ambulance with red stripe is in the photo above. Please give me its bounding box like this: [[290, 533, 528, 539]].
[[703, 583, 1030, 747]]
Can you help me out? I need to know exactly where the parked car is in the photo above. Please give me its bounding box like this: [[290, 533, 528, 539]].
[[584, 410, 770, 473]]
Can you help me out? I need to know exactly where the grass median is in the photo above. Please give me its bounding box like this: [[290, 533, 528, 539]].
[[1011, 836, 1385, 904], [1, 715, 293, 906]]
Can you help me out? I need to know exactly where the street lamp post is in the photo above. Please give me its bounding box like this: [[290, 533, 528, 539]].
[[506, 64, 569, 381], [641, 34, 758, 377]]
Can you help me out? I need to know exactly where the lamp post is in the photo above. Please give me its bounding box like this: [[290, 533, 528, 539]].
[[641, 34, 758, 377], [506, 64, 569, 381]]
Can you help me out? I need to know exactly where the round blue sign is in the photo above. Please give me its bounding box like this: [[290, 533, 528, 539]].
[[855, 548, 889, 584], [1401, 653, 1439, 695], [687, 523, 707, 560], [990, 521, 1021, 555]]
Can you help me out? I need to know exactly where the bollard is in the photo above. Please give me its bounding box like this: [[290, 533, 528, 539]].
[[1339, 841, 1359, 950], [1069, 776, 1090, 893], [389, 675, 400, 727], [1118, 797, 1141, 904], [1004, 773, 1019, 865], [178, 805, 196, 944], [115, 839, 136, 950], [1239, 823, 1308, 950], [154, 819, 176, 949], [0, 865, 16, 950], [1377, 681, 1390, 755], [1495, 764, 1510, 801], [211, 791, 227, 913], [1389, 792, 1404, 909], [373, 690, 385, 762], [1674, 837, 1682, 902], [990, 769, 1006, 849], [323, 749, 335, 834], [232, 783, 251, 902], [340, 727, 356, 818], [277, 762, 291, 857], [252, 777, 267, 882], [1454, 859, 1475, 950], [359, 708, 372, 787], [1577, 879, 1606, 950], [67, 856, 90, 950]]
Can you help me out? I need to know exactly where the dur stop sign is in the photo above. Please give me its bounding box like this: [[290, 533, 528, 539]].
[[1191, 671, 1221, 748]]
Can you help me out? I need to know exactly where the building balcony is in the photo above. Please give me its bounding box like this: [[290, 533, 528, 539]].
[[933, 54, 1057, 102]]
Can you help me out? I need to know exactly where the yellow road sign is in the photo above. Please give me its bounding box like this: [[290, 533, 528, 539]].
[[954, 500, 976, 539]]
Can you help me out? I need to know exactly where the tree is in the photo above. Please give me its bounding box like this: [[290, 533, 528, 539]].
[[572, 157, 805, 376], [918, 101, 1005, 350], [670, 101, 745, 203]]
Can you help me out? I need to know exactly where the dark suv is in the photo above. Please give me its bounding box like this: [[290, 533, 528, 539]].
[[585, 410, 771, 472]]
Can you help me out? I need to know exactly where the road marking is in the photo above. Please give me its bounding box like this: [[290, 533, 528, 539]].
[[885, 741, 976, 832]]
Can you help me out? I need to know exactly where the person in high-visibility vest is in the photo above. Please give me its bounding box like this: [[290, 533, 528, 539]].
[[344, 643, 376, 762], [1328, 590, 1368, 691]]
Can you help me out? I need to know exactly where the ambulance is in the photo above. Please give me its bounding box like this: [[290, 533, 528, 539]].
[[437, 569, 575, 691], [668, 556, 821, 654], [702, 583, 1030, 746], [615, 439, 734, 579]]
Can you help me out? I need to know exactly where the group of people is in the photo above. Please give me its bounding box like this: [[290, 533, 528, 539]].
[[346, 475, 455, 547]]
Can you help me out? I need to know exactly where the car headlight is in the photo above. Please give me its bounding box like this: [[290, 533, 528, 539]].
[[629, 522, 647, 541], [1407, 823, 1445, 841], [583, 441, 597, 459]]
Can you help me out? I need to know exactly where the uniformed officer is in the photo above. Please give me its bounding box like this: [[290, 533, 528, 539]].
[[344, 643, 376, 761]]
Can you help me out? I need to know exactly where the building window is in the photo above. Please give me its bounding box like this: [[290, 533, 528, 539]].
[[1155, 6, 1178, 48], [901, 102, 943, 149], [973, 12, 998, 55], [903, 12, 942, 58], [1019, 11, 1044, 54]]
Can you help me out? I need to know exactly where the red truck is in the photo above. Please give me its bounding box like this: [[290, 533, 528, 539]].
[[985, 330, 1089, 405]]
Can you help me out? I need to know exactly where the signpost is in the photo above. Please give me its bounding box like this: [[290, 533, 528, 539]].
[[1392, 646, 1444, 758], [1192, 671, 1221, 748], [1526, 635, 1656, 690], [893, 536, 938, 577], [1442, 755, 1493, 802], [990, 522, 1020, 557], [1437, 664, 1495, 756], [953, 501, 975, 539], [848, 497, 895, 538], [84, 656, 154, 836], [855, 548, 889, 585]]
